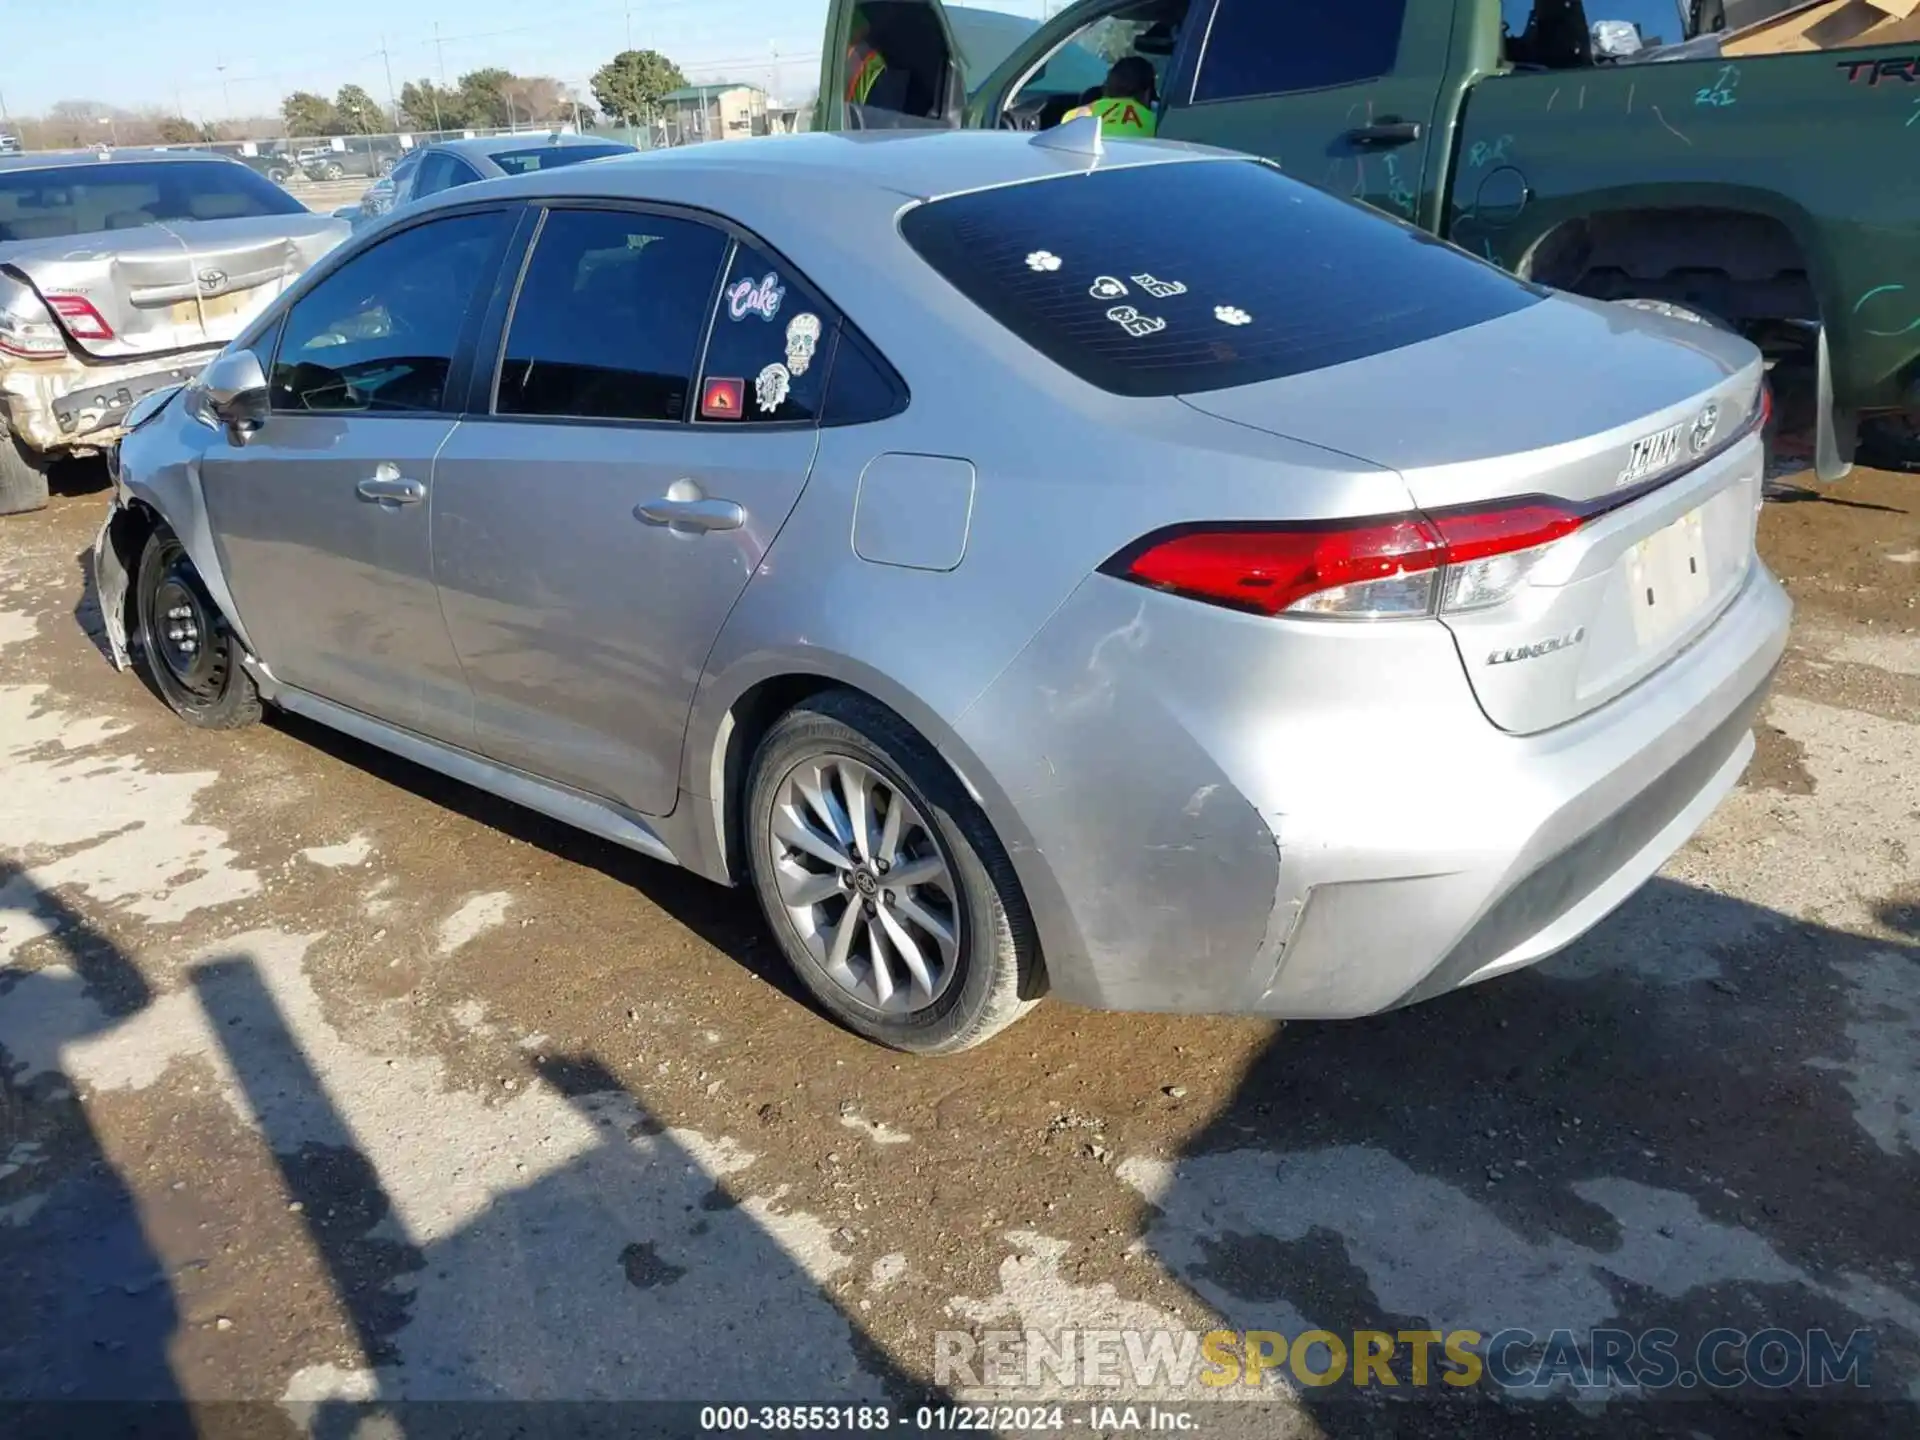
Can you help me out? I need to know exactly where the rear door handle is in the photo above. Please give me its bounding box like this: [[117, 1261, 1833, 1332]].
[[635, 483, 745, 533], [357, 474, 426, 504], [1346, 120, 1422, 148]]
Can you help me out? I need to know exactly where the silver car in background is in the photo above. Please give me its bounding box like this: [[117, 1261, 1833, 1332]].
[[0, 149, 347, 513], [350, 132, 634, 226], [94, 131, 1789, 1054]]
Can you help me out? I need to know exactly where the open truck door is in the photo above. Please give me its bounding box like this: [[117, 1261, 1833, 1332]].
[[816, 0, 970, 132], [948, 0, 1456, 230]]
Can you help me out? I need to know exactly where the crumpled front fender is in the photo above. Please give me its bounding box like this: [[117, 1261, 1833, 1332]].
[[92, 497, 139, 671]]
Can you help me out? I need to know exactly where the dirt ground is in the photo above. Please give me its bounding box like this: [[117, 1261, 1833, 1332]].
[[1, 456, 1916, 1439]]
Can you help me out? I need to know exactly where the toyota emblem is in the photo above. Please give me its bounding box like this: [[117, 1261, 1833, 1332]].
[[197, 269, 227, 293], [1690, 403, 1720, 455]]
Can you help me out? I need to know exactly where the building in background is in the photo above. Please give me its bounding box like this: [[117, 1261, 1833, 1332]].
[[659, 84, 768, 144]]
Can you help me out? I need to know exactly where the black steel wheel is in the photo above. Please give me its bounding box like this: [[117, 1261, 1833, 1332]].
[[133, 526, 262, 730]]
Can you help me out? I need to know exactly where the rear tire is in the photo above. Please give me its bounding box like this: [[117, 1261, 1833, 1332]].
[[0, 433, 49, 515], [1857, 410, 1920, 474], [133, 525, 262, 730], [745, 691, 1042, 1055]]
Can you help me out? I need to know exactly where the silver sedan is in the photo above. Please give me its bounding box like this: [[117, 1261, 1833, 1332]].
[[94, 130, 1790, 1053], [350, 132, 634, 224]]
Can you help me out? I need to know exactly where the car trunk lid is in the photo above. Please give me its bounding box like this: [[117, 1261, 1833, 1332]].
[[1179, 295, 1768, 734], [0, 214, 346, 361]]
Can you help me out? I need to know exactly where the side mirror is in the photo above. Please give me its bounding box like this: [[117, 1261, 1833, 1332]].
[[201, 349, 269, 435]]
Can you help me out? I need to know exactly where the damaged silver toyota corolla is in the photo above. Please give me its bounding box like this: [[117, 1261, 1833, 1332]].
[[0, 149, 346, 514], [91, 132, 1791, 1054]]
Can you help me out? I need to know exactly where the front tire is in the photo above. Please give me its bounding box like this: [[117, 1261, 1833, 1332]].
[[745, 691, 1041, 1055], [0, 433, 49, 515], [134, 526, 261, 730]]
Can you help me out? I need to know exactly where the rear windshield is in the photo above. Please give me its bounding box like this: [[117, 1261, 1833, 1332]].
[[0, 159, 303, 242], [898, 159, 1544, 398], [488, 144, 631, 175]]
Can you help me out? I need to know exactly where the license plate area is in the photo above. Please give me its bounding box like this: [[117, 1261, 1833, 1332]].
[[1624, 507, 1710, 649]]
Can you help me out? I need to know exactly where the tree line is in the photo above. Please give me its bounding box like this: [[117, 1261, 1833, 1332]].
[[290, 51, 698, 136], [3, 48, 702, 150]]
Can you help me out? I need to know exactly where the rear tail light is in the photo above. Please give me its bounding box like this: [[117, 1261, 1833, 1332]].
[[47, 294, 115, 343], [1106, 499, 1586, 621], [0, 276, 66, 358]]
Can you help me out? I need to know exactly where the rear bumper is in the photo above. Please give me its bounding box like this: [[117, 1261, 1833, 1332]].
[[1, 350, 216, 455], [957, 561, 1791, 1019]]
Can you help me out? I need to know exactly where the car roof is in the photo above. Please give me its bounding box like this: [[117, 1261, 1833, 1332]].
[[460, 129, 1224, 210], [0, 148, 250, 173], [434, 133, 625, 161]]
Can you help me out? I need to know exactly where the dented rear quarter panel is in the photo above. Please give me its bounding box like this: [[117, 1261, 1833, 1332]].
[[0, 214, 347, 456]]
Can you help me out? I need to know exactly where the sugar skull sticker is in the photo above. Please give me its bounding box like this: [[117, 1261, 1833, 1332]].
[[1106, 305, 1166, 338], [727, 272, 787, 322], [785, 313, 823, 377], [755, 362, 792, 414]]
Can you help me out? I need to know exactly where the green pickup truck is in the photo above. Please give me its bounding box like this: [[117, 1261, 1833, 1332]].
[[816, 0, 1920, 479]]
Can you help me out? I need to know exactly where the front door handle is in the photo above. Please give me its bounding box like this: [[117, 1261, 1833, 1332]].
[[357, 473, 426, 505], [635, 480, 744, 534], [1346, 120, 1422, 148]]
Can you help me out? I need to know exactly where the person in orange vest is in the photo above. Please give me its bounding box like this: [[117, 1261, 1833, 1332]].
[[1062, 56, 1159, 138], [846, 5, 889, 106]]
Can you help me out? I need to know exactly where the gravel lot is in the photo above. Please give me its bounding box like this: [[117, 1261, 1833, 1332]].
[[1, 457, 1916, 1436]]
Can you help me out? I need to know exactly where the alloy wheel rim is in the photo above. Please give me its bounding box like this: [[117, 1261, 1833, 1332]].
[[770, 755, 961, 1015]]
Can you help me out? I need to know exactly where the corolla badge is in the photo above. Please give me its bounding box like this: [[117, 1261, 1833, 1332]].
[[1690, 402, 1720, 454], [1487, 627, 1586, 666], [197, 269, 228, 293]]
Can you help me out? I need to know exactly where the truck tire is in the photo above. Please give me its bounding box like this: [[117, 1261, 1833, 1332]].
[[0, 434, 50, 516], [1857, 412, 1920, 474]]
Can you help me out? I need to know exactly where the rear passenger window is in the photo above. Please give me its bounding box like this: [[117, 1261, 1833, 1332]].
[[497, 209, 729, 422], [1191, 0, 1407, 102], [696, 242, 836, 425]]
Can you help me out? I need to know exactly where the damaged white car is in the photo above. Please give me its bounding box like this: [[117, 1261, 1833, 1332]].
[[0, 148, 347, 514]]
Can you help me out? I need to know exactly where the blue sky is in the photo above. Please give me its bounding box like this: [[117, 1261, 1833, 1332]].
[[0, 0, 1059, 121]]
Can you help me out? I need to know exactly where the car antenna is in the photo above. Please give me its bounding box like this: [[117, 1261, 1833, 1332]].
[[1029, 113, 1103, 168]]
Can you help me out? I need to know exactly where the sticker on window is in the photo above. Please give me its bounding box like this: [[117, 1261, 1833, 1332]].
[[1215, 306, 1252, 326], [785, 313, 822, 376], [1090, 276, 1129, 301], [755, 362, 791, 414], [1107, 305, 1165, 338], [1026, 251, 1062, 272], [701, 376, 746, 419], [1133, 274, 1187, 299], [727, 273, 786, 323]]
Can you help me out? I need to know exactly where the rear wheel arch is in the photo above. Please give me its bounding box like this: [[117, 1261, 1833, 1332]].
[[1515, 204, 1821, 327]]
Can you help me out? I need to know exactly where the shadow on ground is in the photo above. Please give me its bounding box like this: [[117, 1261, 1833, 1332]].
[[1138, 877, 1920, 1435], [1, 864, 938, 1434]]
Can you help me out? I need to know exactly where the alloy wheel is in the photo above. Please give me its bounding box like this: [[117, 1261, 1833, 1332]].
[[769, 755, 961, 1015]]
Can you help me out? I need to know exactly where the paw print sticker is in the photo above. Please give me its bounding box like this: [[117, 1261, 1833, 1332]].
[[1215, 305, 1252, 327], [1026, 251, 1063, 273]]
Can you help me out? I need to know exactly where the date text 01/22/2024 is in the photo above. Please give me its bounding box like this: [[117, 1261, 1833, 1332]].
[[698, 1405, 1195, 1432]]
